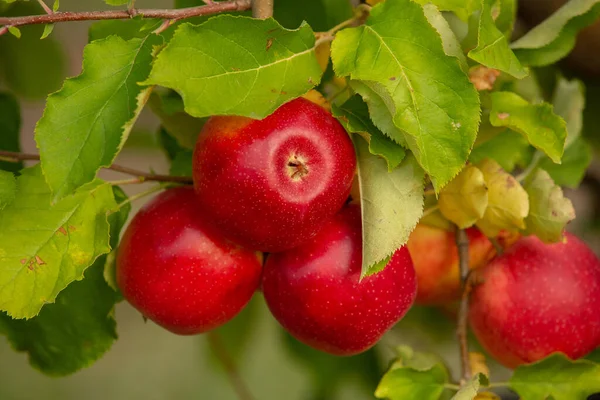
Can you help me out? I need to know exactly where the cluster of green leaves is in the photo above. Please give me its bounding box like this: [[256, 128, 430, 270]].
[[0, 0, 599, 396]]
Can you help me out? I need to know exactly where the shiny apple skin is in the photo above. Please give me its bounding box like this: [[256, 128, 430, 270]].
[[469, 233, 600, 369], [262, 204, 417, 356], [116, 187, 263, 335], [192, 97, 357, 253]]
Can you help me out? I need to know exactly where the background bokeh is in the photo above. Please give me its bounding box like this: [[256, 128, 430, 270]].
[[1, 0, 599, 399]]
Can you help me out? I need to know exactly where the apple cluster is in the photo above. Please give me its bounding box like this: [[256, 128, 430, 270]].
[[116, 97, 600, 366]]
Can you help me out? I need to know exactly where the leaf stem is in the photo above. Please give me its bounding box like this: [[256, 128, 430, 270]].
[[0, 150, 193, 184], [207, 331, 256, 400], [456, 228, 473, 384], [515, 151, 543, 182], [0, 0, 251, 29], [421, 204, 439, 218], [112, 184, 165, 212], [444, 383, 461, 391], [37, 0, 54, 15], [487, 381, 510, 389], [251, 0, 273, 19]]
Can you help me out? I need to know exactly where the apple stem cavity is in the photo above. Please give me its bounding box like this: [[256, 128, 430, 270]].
[[455, 227, 473, 384], [287, 156, 309, 180]]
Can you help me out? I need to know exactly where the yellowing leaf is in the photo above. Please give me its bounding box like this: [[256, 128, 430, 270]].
[[475, 159, 529, 237], [475, 393, 500, 400], [315, 41, 331, 72], [439, 165, 488, 229], [523, 169, 575, 243], [302, 89, 331, 111], [469, 352, 490, 378]]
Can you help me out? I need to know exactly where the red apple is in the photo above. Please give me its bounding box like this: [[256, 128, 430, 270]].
[[192, 97, 356, 252], [262, 204, 417, 356], [407, 224, 495, 305], [469, 233, 600, 369], [116, 187, 263, 335]]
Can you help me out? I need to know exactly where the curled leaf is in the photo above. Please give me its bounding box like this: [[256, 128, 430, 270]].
[[439, 165, 488, 229]]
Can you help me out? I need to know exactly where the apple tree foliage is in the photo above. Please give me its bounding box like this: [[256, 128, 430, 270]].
[[0, 0, 600, 398]]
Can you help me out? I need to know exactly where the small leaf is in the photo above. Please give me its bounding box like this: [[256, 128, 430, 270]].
[[103, 186, 130, 295], [88, 17, 162, 42], [0, 259, 119, 376], [104, 0, 129, 4], [489, 91, 567, 163], [35, 34, 161, 201], [143, 16, 323, 119], [331, 0, 481, 191], [393, 345, 448, 371], [553, 77, 585, 148], [0, 166, 117, 319], [148, 91, 206, 149], [355, 137, 424, 277], [523, 169, 575, 243], [439, 164, 488, 229], [332, 95, 405, 171], [52, 0, 58, 12], [451, 373, 488, 400], [8, 26, 21, 38], [169, 150, 193, 177], [0, 170, 16, 210], [375, 358, 449, 400], [539, 137, 592, 188], [413, 0, 479, 21], [474, 393, 500, 400], [475, 159, 529, 237], [469, 352, 490, 379], [469, 129, 533, 173], [468, 0, 527, 78], [40, 24, 54, 39], [511, 0, 600, 67], [0, 92, 22, 173], [509, 353, 600, 400]]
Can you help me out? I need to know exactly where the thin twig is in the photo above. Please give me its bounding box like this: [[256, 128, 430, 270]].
[[455, 228, 472, 384], [515, 150, 543, 182], [251, 0, 273, 19], [0, 150, 193, 184], [0, 0, 251, 28], [207, 331, 255, 400]]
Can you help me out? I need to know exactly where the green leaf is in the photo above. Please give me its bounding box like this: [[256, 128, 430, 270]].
[[103, 186, 130, 295], [495, 0, 517, 37], [36, 34, 161, 201], [509, 353, 600, 400], [0, 92, 22, 173], [539, 137, 592, 188], [332, 0, 480, 191], [489, 91, 567, 163], [104, 0, 129, 4], [553, 76, 585, 148], [413, 0, 479, 21], [375, 359, 449, 400], [8, 26, 21, 38], [450, 374, 488, 400], [355, 137, 424, 277], [0, 259, 118, 376], [143, 16, 323, 119], [511, 0, 600, 67], [392, 345, 448, 371], [148, 91, 206, 149], [0, 166, 117, 319], [422, 3, 468, 71], [158, 126, 185, 161], [169, 150, 193, 177], [52, 0, 58, 12], [332, 95, 405, 171], [88, 18, 162, 42], [523, 169, 575, 243], [40, 24, 54, 39], [274, 0, 354, 31], [438, 164, 488, 229], [470, 129, 533, 172], [467, 0, 527, 79], [587, 348, 600, 363], [0, 2, 66, 99], [0, 170, 16, 210]]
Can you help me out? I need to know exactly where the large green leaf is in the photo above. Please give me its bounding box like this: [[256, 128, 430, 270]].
[[489, 92, 566, 163], [0, 92, 21, 172], [355, 138, 424, 277], [413, 0, 479, 21], [143, 16, 323, 119], [469, 129, 532, 172], [332, 95, 405, 171], [468, 0, 527, 78], [422, 3, 468, 71], [0, 166, 116, 319], [523, 169, 575, 243], [332, 0, 480, 191], [0, 259, 119, 376], [509, 353, 600, 400], [539, 137, 592, 188], [511, 0, 600, 67], [0, 170, 16, 210], [36, 34, 161, 201], [0, 3, 66, 99]]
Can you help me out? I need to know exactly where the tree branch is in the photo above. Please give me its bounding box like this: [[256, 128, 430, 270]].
[[0, 150, 193, 184], [251, 0, 273, 19], [455, 228, 472, 384], [0, 0, 251, 30], [207, 331, 255, 400]]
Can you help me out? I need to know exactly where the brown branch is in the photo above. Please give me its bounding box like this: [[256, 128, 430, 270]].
[[0, 150, 193, 184], [207, 331, 255, 400], [0, 0, 251, 29], [455, 228, 472, 384], [251, 0, 273, 19]]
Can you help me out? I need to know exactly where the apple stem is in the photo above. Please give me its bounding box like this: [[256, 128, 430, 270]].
[[207, 331, 256, 400], [455, 228, 473, 384]]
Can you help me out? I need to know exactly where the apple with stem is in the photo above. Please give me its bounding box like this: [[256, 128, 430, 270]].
[[469, 233, 600, 368], [262, 204, 417, 356], [192, 97, 356, 253], [116, 187, 263, 335]]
